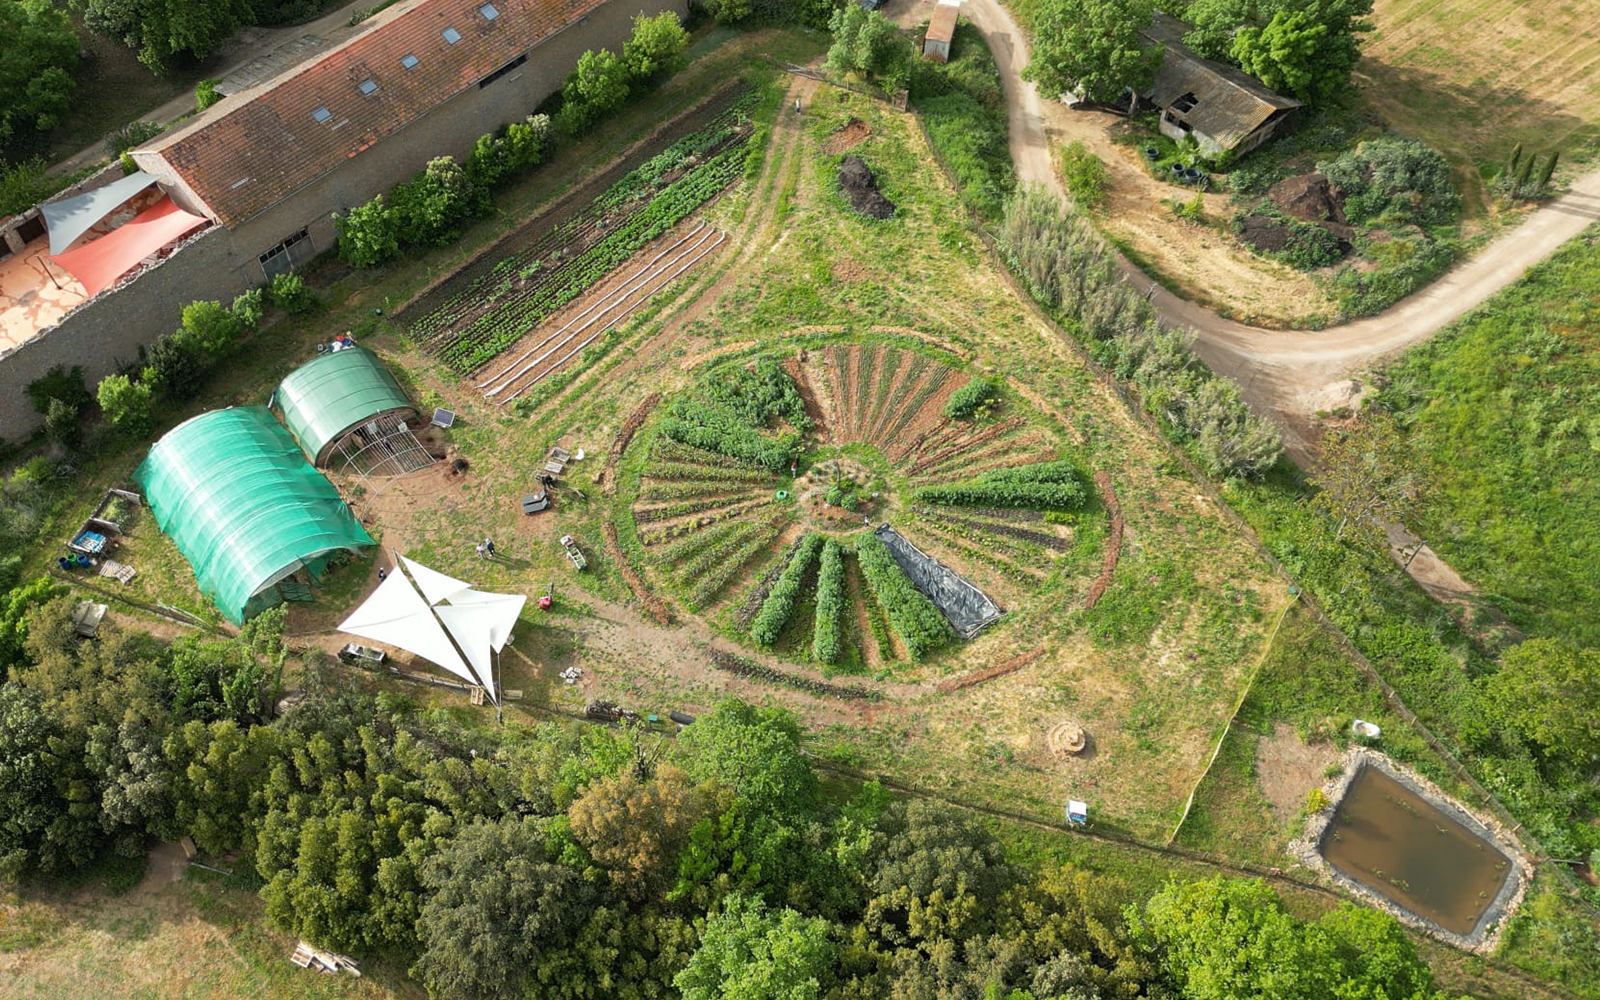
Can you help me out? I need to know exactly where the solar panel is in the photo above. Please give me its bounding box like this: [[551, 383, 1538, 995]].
[[442, 26, 461, 43]]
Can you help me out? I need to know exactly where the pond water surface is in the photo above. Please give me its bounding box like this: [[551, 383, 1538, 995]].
[[1318, 764, 1514, 935]]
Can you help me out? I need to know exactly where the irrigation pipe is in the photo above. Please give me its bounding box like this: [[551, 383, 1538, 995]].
[[502, 230, 727, 402], [1166, 591, 1300, 846], [486, 226, 722, 397], [478, 221, 710, 391]]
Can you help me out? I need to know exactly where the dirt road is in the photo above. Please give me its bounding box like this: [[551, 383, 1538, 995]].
[[922, 0, 1600, 458]]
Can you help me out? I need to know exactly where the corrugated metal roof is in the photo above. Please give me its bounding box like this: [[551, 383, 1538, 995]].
[[927, 1, 960, 44], [1140, 12, 1300, 151], [275, 346, 414, 463], [138, 0, 605, 227]]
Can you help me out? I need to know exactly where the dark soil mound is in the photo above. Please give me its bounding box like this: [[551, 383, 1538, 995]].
[[1269, 171, 1347, 225], [1238, 214, 1294, 253], [839, 155, 895, 219], [825, 117, 870, 154]]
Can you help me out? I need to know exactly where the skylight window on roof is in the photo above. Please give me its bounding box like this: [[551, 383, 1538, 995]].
[[358, 78, 379, 95], [442, 26, 461, 43], [400, 53, 419, 69], [479, 3, 499, 19], [312, 106, 333, 123]]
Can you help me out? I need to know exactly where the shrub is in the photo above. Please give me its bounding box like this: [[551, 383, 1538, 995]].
[[104, 121, 164, 156], [0, 158, 54, 217], [142, 331, 204, 401], [43, 398, 80, 450], [1059, 140, 1109, 209], [660, 359, 811, 471], [811, 540, 846, 664], [119, 152, 138, 175], [1327, 236, 1456, 319], [622, 11, 689, 87], [943, 377, 998, 420], [335, 195, 400, 267], [26, 365, 90, 416], [918, 90, 1012, 218], [701, 0, 753, 22], [1304, 788, 1329, 813], [1317, 138, 1459, 228], [390, 156, 476, 246], [854, 532, 952, 659], [561, 49, 630, 135], [195, 79, 222, 111], [231, 288, 265, 329], [268, 273, 315, 314], [751, 534, 822, 647], [180, 300, 244, 359], [96, 374, 154, 435]]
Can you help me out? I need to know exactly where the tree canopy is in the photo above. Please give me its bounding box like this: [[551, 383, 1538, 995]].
[[1487, 639, 1600, 769], [826, 5, 914, 90], [1024, 0, 1163, 106], [81, 0, 255, 73], [1185, 0, 1374, 103], [674, 893, 836, 1000], [0, 0, 78, 153]]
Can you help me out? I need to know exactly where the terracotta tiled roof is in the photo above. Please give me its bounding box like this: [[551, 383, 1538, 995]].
[[926, 1, 960, 44], [142, 0, 605, 227]]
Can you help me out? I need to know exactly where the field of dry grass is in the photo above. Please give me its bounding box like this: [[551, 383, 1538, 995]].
[[1356, 0, 1600, 203]]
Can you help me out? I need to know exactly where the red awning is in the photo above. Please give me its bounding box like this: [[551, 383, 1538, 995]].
[[50, 196, 208, 297]]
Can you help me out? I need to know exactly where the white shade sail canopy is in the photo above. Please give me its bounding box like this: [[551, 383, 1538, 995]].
[[41, 171, 159, 255], [400, 554, 470, 605], [338, 570, 482, 688], [339, 555, 526, 703]]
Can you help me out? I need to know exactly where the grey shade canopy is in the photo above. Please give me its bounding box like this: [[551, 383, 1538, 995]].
[[41, 172, 159, 255], [875, 524, 1004, 638]]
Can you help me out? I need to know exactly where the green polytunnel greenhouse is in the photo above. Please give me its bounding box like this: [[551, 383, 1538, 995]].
[[134, 406, 375, 623], [272, 346, 416, 466]]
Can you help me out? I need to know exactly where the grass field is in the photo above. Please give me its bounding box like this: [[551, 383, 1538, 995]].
[[1357, 0, 1600, 194], [1375, 224, 1600, 649]]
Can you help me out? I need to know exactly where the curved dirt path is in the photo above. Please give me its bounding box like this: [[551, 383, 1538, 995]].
[[952, 0, 1600, 457]]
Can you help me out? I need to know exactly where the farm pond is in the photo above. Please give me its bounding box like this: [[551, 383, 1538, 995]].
[[1317, 762, 1519, 938]]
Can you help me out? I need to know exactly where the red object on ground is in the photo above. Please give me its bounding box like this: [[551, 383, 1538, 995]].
[[538, 596, 553, 610], [50, 196, 208, 296]]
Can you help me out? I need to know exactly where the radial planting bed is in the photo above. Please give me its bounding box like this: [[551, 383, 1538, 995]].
[[622, 340, 1100, 673]]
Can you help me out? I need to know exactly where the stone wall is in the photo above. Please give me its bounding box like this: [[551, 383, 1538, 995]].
[[0, 227, 244, 444]]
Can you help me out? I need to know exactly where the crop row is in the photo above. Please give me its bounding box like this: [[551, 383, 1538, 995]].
[[429, 143, 750, 373], [632, 493, 756, 524], [737, 535, 804, 630], [877, 364, 953, 449], [707, 648, 880, 702], [868, 352, 926, 442], [651, 437, 767, 471], [413, 98, 755, 335], [912, 521, 1041, 581], [638, 498, 779, 544], [855, 532, 953, 660], [638, 478, 762, 502], [862, 348, 903, 443], [913, 461, 1086, 509], [850, 345, 879, 437], [655, 520, 745, 564], [811, 539, 846, 664], [672, 519, 768, 586], [685, 518, 786, 607], [750, 533, 822, 647], [928, 511, 1067, 551], [944, 377, 999, 420], [643, 461, 775, 485]]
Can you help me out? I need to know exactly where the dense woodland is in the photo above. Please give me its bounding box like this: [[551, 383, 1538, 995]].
[[0, 598, 1464, 1000]]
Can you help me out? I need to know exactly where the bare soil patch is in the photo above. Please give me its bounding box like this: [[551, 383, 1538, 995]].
[[824, 117, 871, 154], [1256, 722, 1339, 825]]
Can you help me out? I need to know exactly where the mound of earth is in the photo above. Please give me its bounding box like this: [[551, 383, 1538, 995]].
[[1237, 213, 1354, 259], [839, 155, 895, 219], [1269, 171, 1347, 225], [825, 117, 871, 154]]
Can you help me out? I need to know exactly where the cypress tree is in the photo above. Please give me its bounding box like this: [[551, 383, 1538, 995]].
[[1537, 150, 1559, 192], [1505, 141, 1522, 180], [1514, 153, 1536, 196]]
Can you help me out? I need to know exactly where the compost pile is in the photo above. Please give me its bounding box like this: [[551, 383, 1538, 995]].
[[1269, 171, 1348, 225], [839, 155, 895, 219]]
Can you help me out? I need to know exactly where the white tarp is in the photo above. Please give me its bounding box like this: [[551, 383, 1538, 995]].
[[436, 603, 501, 703], [338, 570, 482, 688], [447, 588, 526, 650], [400, 554, 471, 606], [41, 171, 159, 255]]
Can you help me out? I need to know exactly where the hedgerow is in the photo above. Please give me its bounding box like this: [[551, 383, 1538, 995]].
[[855, 533, 952, 660], [750, 534, 823, 647]]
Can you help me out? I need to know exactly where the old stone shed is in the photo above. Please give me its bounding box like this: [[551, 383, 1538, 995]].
[[1138, 12, 1300, 157]]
